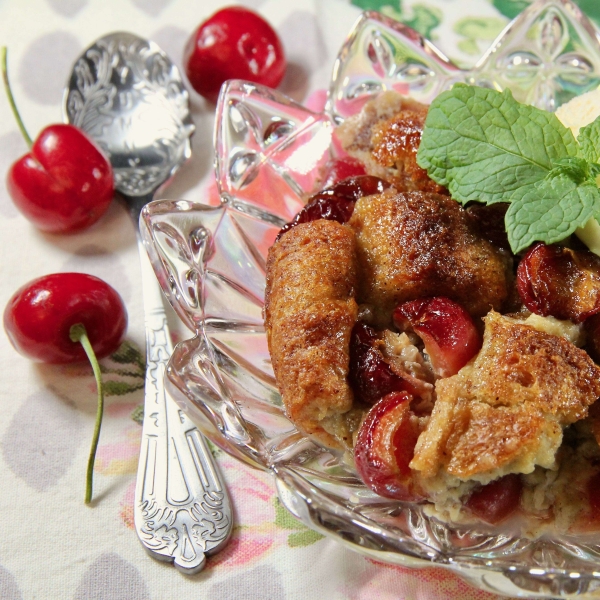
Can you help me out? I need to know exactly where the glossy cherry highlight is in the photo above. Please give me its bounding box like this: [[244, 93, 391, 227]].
[[7, 125, 115, 233], [4, 273, 127, 364], [4, 273, 127, 504], [517, 242, 600, 323], [277, 175, 390, 239], [2, 47, 114, 233], [393, 296, 481, 377], [354, 392, 425, 501], [183, 6, 286, 103], [349, 321, 417, 404]]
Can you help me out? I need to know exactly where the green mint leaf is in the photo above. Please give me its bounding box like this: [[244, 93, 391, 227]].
[[506, 173, 600, 253], [416, 84, 579, 205], [578, 116, 600, 163], [549, 157, 593, 184]]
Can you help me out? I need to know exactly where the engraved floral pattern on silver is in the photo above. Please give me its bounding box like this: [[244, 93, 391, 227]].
[[141, 1, 600, 596], [134, 294, 231, 573], [64, 31, 194, 197], [64, 31, 230, 574]]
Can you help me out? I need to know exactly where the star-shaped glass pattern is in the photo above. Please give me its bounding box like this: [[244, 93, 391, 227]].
[[140, 1, 600, 596]]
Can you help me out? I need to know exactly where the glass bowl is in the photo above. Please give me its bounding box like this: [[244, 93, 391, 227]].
[[140, 1, 600, 597]]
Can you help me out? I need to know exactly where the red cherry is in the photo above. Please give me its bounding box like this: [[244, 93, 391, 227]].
[[393, 297, 481, 377], [4, 273, 127, 504], [4, 273, 127, 364], [354, 392, 425, 501], [276, 195, 354, 241], [321, 157, 367, 188], [2, 49, 114, 233], [183, 6, 286, 103], [318, 175, 390, 202], [349, 321, 422, 404], [277, 175, 390, 240], [7, 124, 114, 233], [464, 474, 522, 524], [517, 242, 600, 322]]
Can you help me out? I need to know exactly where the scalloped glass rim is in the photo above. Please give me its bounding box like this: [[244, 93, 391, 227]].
[[141, 2, 600, 597], [326, 0, 600, 119]]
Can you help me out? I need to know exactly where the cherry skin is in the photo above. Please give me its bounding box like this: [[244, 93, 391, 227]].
[[354, 391, 425, 501], [4, 273, 127, 364], [349, 321, 423, 404], [277, 175, 390, 239], [517, 242, 600, 323], [4, 273, 128, 504], [464, 474, 522, 524], [7, 124, 114, 233], [183, 6, 286, 103], [393, 297, 481, 377]]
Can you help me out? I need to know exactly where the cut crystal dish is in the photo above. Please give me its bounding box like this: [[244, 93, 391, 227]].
[[140, 1, 600, 596]]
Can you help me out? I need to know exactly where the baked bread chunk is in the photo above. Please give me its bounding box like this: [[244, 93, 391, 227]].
[[348, 190, 511, 325], [337, 90, 446, 194], [411, 311, 600, 486], [264, 219, 360, 448]]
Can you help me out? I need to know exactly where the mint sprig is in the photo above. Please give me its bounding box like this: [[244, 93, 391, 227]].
[[578, 119, 600, 164], [506, 173, 600, 251], [416, 84, 600, 254]]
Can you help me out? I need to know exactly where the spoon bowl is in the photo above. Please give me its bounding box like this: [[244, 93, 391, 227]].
[[64, 31, 194, 210]]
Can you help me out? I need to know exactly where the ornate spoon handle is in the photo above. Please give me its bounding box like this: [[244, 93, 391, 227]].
[[134, 239, 232, 574]]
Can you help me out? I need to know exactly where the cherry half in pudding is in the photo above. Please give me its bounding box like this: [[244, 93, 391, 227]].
[[393, 297, 482, 378], [349, 321, 429, 405], [353, 296, 485, 506], [276, 175, 390, 240], [354, 391, 425, 501], [464, 474, 523, 524], [517, 242, 600, 323]]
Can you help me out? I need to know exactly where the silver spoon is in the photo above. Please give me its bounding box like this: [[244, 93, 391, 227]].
[[63, 31, 232, 574]]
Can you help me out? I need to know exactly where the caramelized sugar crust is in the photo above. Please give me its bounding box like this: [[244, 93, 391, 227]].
[[265, 190, 513, 447], [411, 311, 600, 481], [264, 219, 359, 448], [337, 90, 446, 194], [349, 191, 511, 325]]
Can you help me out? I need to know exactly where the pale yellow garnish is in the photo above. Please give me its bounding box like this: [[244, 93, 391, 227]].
[[555, 88, 600, 256], [555, 87, 600, 138]]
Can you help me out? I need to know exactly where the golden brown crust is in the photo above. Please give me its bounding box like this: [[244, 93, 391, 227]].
[[348, 190, 512, 324], [411, 311, 600, 480], [264, 220, 359, 448], [337, 90, 445, 194]]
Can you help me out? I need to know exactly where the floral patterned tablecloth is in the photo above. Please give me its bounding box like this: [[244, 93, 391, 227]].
[[1, 1, 599, 599]]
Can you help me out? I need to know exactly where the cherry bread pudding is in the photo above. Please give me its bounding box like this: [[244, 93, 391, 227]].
[[264, 90, 600, 534]]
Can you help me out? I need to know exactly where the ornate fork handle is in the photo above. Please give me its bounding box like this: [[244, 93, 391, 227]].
[[134, 239, 232, 574]]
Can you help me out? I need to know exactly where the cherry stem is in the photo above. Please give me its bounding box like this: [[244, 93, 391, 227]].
[[70, 323, 104, 505], [1, 47, 33, 148]]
